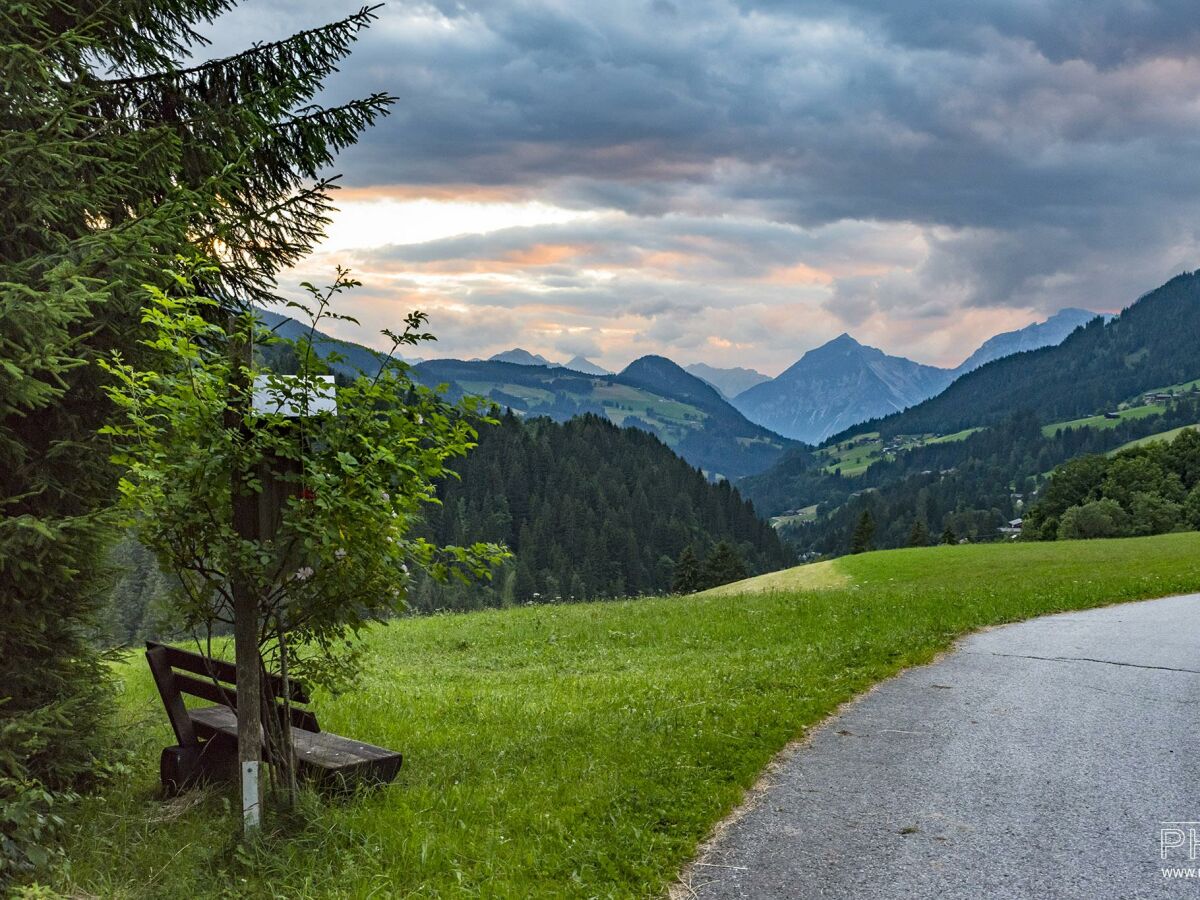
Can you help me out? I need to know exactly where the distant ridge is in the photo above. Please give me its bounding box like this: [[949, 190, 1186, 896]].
[[563, 354, 611, 375], [953, 308, 1101, 374], [489, 348, 556, 367], [685, 362, 770, 398]]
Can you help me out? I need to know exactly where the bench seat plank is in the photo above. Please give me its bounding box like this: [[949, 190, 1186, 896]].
[[189, 705, 402, 786]]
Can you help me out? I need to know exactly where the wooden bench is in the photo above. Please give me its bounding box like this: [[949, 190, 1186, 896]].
[[145, 641, 402, 793]]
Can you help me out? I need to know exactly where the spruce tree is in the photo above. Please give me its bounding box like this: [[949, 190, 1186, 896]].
[[1, 0, 389, 872], [907, 519, 928, 547], [702, 541, 747, 589], [942, 525, 958, 545], [850, 510, 876, 554], [671, 546, 703, 594]]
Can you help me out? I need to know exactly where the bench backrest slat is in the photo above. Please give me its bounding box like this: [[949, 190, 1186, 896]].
[[145, 642, 321, 746], [170, 671, 239, 708], [147, 641, 310, 704], [169, 670, 321, 734]]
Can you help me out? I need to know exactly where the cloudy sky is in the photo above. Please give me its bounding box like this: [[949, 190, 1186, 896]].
[[208, 1, 1200, 374]]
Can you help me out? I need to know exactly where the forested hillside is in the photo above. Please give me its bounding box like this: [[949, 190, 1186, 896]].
[[411, 413, 791, 610], [102, 413, 791, 640], [839, 272, 1200, 440], [750, 395, 1200, 556]]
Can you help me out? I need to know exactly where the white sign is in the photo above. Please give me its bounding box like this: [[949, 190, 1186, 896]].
[[251, 375, 337, 417]]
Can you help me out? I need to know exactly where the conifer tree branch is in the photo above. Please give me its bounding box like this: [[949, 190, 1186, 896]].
[[98, 4, 382, 87]]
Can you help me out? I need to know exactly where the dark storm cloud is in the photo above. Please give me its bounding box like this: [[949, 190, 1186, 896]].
[[206, 0, 1200, 349], [740, 0, 1200, 67], [320, 2, 1200, 209]]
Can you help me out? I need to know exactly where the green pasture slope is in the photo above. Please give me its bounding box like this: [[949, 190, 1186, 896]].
[[819, 427, 978, 476], [50, 534, 1200, 898], [1112, 424, 1200, 454], [1042, 402, 1166, 436]]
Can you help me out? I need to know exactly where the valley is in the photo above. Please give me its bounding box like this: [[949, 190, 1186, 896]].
[[258, 271, 1200, 564]]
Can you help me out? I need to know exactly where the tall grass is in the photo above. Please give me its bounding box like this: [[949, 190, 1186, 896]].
[[46, 534, 1200, 898]]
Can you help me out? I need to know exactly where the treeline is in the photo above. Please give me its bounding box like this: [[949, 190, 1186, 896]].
[[1024, 429, 1200, 539], [410, 412, 791, 611], [768, 396, 1200, 555]]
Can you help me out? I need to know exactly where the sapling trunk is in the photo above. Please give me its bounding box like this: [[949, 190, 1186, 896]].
[[229, 317, 264, 835], [277, 615, 299, 807]]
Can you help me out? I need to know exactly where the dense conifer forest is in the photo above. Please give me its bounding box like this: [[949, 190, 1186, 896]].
[[753, 395, 1200, 556], [411, 412, 791, 610]]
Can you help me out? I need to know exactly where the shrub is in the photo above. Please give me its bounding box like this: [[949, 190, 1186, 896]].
[[1128, 492, 1184, 536], [1057, 499, 1130, 540]]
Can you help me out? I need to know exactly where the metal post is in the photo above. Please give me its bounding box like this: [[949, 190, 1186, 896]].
[[228, 316, 263, 835]]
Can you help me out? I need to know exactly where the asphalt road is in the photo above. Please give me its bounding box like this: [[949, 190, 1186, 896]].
[[680, 594, 1200, 900]]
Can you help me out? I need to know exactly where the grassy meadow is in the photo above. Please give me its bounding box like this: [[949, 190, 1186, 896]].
[[45, 534, 1200, 898], [1041, 402, 1166, 435], [1112, 423, 1200, 453], [818, 427, 979, 476]]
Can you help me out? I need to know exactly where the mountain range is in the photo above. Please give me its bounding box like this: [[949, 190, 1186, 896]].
[[480, 309, 1100, 445], [258, 303, 1105, 465], [740, 271, 1200, 556], [251, 315, 788, 477], [410, 355, 794, 479], [488, 348, 611, 375], [844, 271, 1200, 440], [729, 308, 1100, 444], [257, 272, 1200, 565]]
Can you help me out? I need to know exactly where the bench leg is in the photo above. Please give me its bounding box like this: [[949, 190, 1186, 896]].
[[160, 735, 238, 794]]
